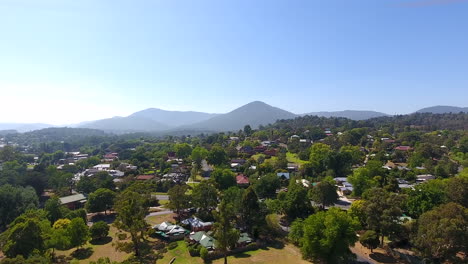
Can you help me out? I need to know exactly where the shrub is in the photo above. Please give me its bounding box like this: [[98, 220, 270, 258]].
[[117, 233, 127, 240], [188, 244, 201, 256], [200, 247, 209, 262], [90, 221, 110, 240], [167, 242, 178, 250]]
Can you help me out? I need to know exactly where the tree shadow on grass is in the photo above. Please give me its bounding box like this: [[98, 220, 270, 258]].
[[266, 240, 285, 250], [233, 252, 251, 259], [90, 236, 113, 245], [71, 247, 94, 260], [369, 252, 398, 263]]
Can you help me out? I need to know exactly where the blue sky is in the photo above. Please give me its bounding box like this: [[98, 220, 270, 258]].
[[0, 0, 467, 124]]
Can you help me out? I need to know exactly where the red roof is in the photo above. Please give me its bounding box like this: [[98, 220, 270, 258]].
[[395, 146, 412, 151], [136, 175, 154, 180], [236, 174, 250, 185]]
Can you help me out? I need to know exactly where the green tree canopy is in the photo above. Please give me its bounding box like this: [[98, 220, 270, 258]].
[[299, 207, 360, 263], [413, 202, 468, 262], [86, 188, 116, 215]]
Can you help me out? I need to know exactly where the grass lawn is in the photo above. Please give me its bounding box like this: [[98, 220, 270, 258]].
[[286, 152, 308, 166], [145, 213, 177, 226], [158, 199, 169, 206], [252, 154, 278, 165], [158, 240, 309, 264], [56, 226, 130, 264], [213, 244, 310, 264], [159, 240, 203, 264]]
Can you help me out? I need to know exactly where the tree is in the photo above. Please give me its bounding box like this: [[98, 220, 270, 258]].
[[211, 168, 236, 190], [359, 230, 379, 253], [167, 184, 190, 221], [244, 125, 253, 136], [221, 186, 244, 215], [446, 175, 468, 207], [299, 207, 360, 263], [308, 179, 338, 209], [413, 202, 468, 262], [68, 217, 89, 249], [1, 217, 46, 258], [240, 187, 263, 237], [289, 218, 304, 246], [44, 197, 63, 224], [49, 219, 72, 251], [190, 146, 208, 170], [90, 221, 110, 241], [1, 210, 50, 258], [406, 179, 446, 218], [114, 190, 149, 257], [192, 181, 218, 220], [207, 145, 228, 166], [0, 184, 38, 229], [212, 200, 240, 264], [175, 143, 192, 159], [309, 143, 332, 174], [348, 167, 374, 197], [363, 188, 406, 246], [86, 188, 116, 215], [280, 181, 313, 220], [253, 173, 280, 198]]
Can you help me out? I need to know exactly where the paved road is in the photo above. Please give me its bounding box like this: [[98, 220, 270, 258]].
[[350, 246, 379, 264], [146, 209, 173, 218]]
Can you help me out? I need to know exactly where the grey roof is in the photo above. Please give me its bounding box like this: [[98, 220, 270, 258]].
[[59, 193, 86, 205]]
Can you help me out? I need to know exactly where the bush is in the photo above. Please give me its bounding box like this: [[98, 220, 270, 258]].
[[188, 244, 201, 256], [167, 242, 178, 250], [117, 233, 127, 240], [200, 247, 209, 262], [90, 221, 110, 240]]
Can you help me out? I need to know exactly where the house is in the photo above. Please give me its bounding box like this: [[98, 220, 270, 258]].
[[201, 160, 213, 178], [136, 175, 155, 181], [237, 233, 253, 247], [264, 149, 277, 156], [103, 153, 118, 162], [395, 146, 412, 151], [108, 170, 125, 177], [287, 163, 299, 171], [181, 216, 213, 232], [190, 231, 216, 250], [93, 164, 111, 171], [59, 193, 87, 210], [416, 174, 435, 182], [236, 174, 250, 187], [153, 222, 188, 241], [254, 145, 267, 153], [277, 172, 290, 179]]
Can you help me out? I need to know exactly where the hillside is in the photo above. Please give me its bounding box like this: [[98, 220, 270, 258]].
[[303, 110, 388, 120], [416, 105, 468, 114], [186, 101, 297, 131], [129, 108, 218, 127], [79, 116, 170, 133], [0, 123, 53, 132]]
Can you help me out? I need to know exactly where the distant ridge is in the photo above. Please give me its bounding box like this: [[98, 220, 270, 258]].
[[79, 116, 170, 133], [415, 105, 468, 114], [0, 123, 53, 133], [186, 101, 297, 131], [129, 108, 218, 127], [303, 110, 388, 120]]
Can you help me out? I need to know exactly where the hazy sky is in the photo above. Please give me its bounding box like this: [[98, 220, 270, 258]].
[[1, 0, 467, 125]]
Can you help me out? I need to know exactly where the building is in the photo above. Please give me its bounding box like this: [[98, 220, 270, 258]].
[[236, 174, 250, 187], [59, 193, 87, 210], [136, 175, 155, 181], [189, 231, 216, 250], [153, 222, 188, 241], [181, 216, 213, 232]]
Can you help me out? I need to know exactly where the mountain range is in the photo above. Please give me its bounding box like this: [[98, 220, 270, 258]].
[[1, 103, 467, 134]]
